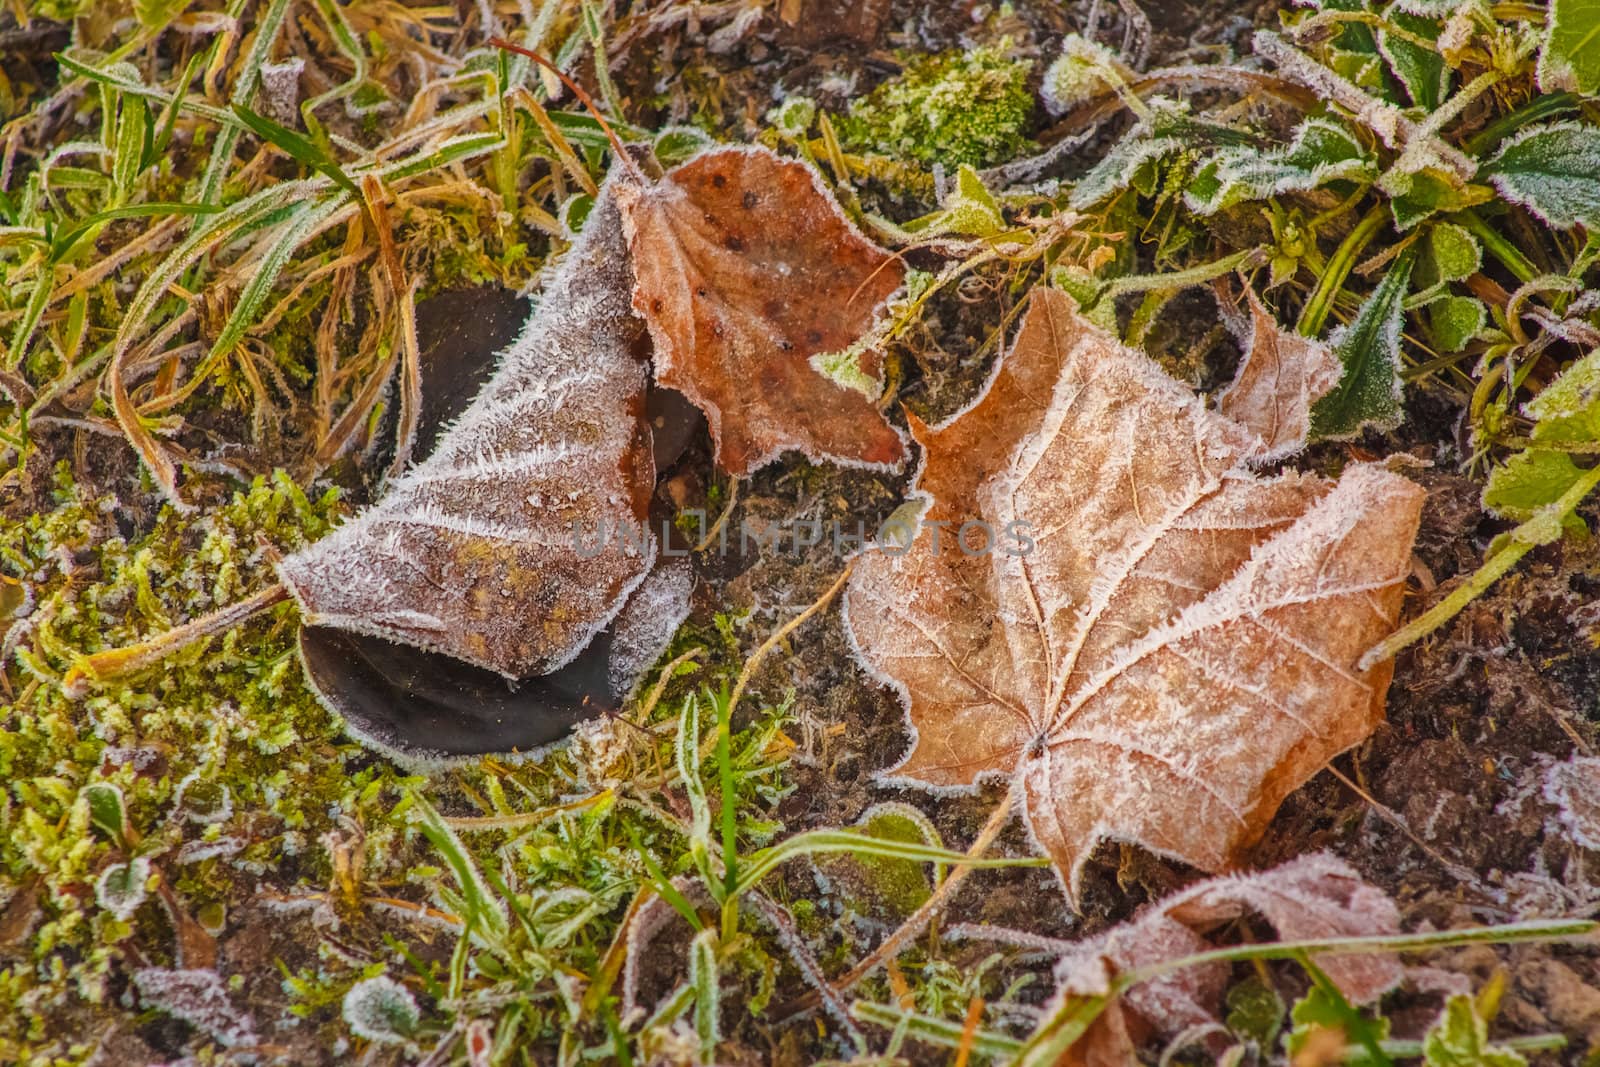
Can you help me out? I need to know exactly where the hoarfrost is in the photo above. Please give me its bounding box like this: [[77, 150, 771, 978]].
[[132, 967, 259, 1049], [844, 288, 1425, 899], [278, 178, 655, 680]]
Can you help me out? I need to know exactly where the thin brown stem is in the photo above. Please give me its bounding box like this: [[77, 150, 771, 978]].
[[64, 582, 289, 697]]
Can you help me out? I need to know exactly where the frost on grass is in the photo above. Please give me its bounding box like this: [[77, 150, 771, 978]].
[[618, 145, 907, 475], [1048, 854, 1402, 1066], [844, 288, 1425, 898], [278, 179, 656, 679]]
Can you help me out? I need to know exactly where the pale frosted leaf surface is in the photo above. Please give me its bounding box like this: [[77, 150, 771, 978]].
[[278, 181, 654, 678], [617, 144, 907, 475], [606, 558, 694, 696], [1051, 854, 1401, 1066], [1185, 117, 1376, 215], [1217, 289, 1342, 462], [1540, 0, 1600, 94], [133, 968, 260, 1049], [844, 288, 1425, 897], [1486, 122, 1600, 230], [1543, 755, 1600, 851]]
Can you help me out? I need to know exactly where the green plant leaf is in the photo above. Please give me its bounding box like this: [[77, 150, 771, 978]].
[[1226, 976, 1286, 1049], [94, 855, 152, 921], [1428, 295, 1485, 352], [1422, 994, 1526, 1066], [1486, 122, 1600, 228], [229, 102, 361, 198], [1386, 169, 1493, 231], [1484, 449, 1588, 521], [1186, 117, 1374, 214], [1379, 6, 1450, 110], [1069, 105, 1222, 208], [1310, 249, 1415, 439], [83, 782, 129, 848], [1525, 347, 1600, 440], [1427, 222, 1482, 284], [134, 0, 190, 30], [689, 928, 720, 1063], [1539, 0, 1600, 95], [1287, 984, 1392, 1067], [940, 164, 1006, 237]]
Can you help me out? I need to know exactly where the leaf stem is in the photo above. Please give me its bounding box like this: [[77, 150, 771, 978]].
[[1456, 209, 1538, 284], [64, 582, 289, 697], [1091, 247, 1263, 307], [1298, 201, 1387, 337]]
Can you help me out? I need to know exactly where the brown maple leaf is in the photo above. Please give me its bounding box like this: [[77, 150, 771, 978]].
[[1045, 853, 1402, 1066], [1217, 288, 1342, 462], [617, 145, 907, 476], [843, 287, 1425, 897]]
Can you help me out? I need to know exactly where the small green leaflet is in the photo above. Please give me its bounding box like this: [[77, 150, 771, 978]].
[[1485, 122, 1600, 228], [1421, 995, 1526, 1067], [1539, 0, 1600, 95], [1425, 222, 1481, 284], [1428, 295, 1485, 353], [1379, 5, 1451, 111], [1286, 985, 1391, 1067], [1310, 248, 1415, 440], [1484, 348, 1600, 530], [1186, 117, 1376, 214]]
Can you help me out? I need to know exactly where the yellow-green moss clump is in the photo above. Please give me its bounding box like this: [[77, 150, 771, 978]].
[[0, 470, 420, 1062], [836, 44, 1035, 168]]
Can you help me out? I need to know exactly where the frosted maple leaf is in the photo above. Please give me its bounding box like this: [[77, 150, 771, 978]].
[[844, 288, 1426, 898]]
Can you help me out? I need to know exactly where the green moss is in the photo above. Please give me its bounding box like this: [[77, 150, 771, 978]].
[[0, 469, 422, 1061], [836, 44, 1035, 168]]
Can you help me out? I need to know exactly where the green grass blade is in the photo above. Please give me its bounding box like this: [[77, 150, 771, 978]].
[[230, 103, 361, 198], [733, 829, 1048, 896]]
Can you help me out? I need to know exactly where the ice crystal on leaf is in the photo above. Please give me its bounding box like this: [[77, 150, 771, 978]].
[[844, 288, 1425, 898], [1185, 117, 1377, 216], [1485, 122, 1600, 230], [1218, 289, 1342, 462], [278, 181, 655, 680], [132, 967, 260, 1049], [1051, 854, 1402, 1066], [342, 975, 421, 1045], [617, 145, 907, 475]]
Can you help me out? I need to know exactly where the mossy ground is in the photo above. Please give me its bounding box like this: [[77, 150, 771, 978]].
[[3, 0, 1600, 1064]]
